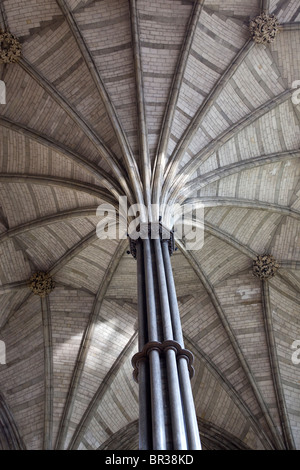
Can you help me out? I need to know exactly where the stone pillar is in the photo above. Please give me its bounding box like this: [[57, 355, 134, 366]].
[[131, 224, 201, 450]]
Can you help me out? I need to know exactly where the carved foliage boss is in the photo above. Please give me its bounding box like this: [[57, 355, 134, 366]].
[[0, 30, 22, 63]]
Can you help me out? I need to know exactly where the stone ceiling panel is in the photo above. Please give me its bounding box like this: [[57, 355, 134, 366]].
[[189, 342, 269, 449], [72, 338, 138, 450], [0, 294, 44, 450], [53, 238, 120, 294], [74, 0, 139, 158], [14, 216, 99, 272], [0, 288, 29, 330], [2, 0, 62, 39], [178, 285, 274, 440], [215, 272, 283, 435], [166, 6, 249, 162], [271, 216, 300, 260], [50, 287, 94, 446], [204, 0, 260, 18], [61, 301, 137, 448], [273, 0, 300, 23], [269, 277, 300, 448]]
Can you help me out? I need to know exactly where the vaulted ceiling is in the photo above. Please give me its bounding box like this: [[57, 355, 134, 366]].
[[0, 0, 299, 451]]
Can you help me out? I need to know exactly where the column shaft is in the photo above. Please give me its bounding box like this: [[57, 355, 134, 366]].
[[154, 238, 187, 449], [162, 240, 201, 450], [132, 227, 201, 450], [143, 238, 166, 449], [136, 242, 151, 449]]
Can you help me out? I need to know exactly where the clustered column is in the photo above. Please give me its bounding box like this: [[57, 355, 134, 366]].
[[130, 224, 201, 450]]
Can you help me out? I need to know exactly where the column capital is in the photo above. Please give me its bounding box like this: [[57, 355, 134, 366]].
[[128, 222, 175, 259]]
